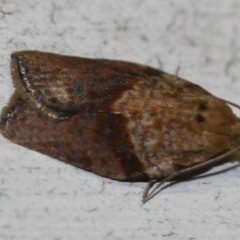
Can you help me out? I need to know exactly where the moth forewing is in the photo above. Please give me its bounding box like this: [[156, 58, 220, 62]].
[[1, 51, 240, 203]]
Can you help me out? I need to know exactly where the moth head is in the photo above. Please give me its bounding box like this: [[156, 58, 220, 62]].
[[195, 99, 240, 136]]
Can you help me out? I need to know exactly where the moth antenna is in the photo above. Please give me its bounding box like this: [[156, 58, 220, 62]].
[[174, 66, 181, 77], [142, 145, 240, 204], [219, 98, 240, 110]]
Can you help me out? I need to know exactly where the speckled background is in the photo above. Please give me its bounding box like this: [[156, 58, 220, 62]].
[[0, 1, 240, 240]]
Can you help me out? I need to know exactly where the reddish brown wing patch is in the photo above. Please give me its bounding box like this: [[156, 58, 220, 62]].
[[1, 97, 146, 181]]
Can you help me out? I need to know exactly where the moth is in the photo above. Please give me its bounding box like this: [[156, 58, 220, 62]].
[[1, 51, 240, 203]]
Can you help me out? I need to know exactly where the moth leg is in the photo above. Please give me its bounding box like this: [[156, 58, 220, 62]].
[[142, 177, 173, 204], [142, 180, 157, 203], [142, 146, 240, 203]]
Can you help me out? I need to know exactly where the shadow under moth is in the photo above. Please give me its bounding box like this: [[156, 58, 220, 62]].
[[1, 51, 240, 203]]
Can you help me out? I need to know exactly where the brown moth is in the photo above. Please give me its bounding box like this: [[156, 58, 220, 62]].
[[1, 51, 240, 203]]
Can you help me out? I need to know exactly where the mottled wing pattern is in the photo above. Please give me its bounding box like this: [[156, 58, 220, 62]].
[[1, 51, 240, 181]]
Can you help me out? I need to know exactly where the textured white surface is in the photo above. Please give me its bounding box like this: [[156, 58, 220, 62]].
[[0, 1, 240, 240]]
